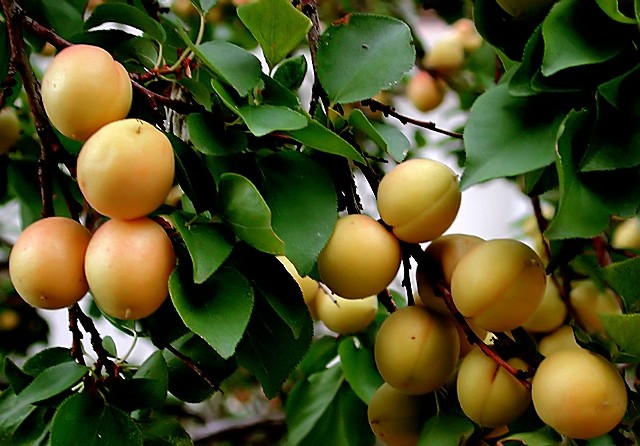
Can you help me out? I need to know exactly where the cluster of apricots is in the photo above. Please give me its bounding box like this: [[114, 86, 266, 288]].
[[9, 44, 176, 321]]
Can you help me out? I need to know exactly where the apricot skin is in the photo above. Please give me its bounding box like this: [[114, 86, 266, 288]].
[[0, 108, 20, 154], [375, 305, 460, 395], [368, 383, 427, 446], [317, 214, 401, 299], [521, 280, 567, 333], [9, 217, 91, 309], [406, 71, 445, 113], [457, 347, 531, 427], [315, 289, 378, 334], [569, 280, 622, 336], [77, 119, 175, 220], [41, 44, 132, 141], [532, 349, 627, 439], [84, 218, 176, 320], [377, 159, 461, 244], [450, 239, 546, 332]]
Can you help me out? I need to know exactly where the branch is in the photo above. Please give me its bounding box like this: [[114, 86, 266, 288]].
[[360, 98, 464, 139], [71, 303, 119, 378], [68, 306, 86, 366], [298, 0, 328, 116]]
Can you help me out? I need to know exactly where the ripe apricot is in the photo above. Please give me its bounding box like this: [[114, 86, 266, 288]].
[[452, 18, 483, 52], [0, 108, 20, 154], [41, 44, 132, 141], [315, 289, 378, 334], [611, 217, 640, 250], [317, 214, 401, 299], [77, 119, 175, 220], [532, 349, 627, 439], [569, 279, 622, 336], [423, 33, 466, 75], [457, 346, 531, 427], [451, 239, 546, 332], [406, 71, 445, 113], [375, 305, 459, 394], [537, 325, 580, 357], [84, 217, 176, 320], [377, 159, 461, 244], [9, 217, 91, 309], [521, 280, 567, 333]]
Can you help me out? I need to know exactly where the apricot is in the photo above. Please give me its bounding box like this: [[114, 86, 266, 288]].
[[278, 256, 320, 319], [406, 71, 445, 113], [9, 217, 91, 309], [521, 280, 567, 333], [77, 119, 175, 220], [368, 383, 427, 446], [532, 349, 627, 439], [317, 214, 401, 299], [537, 325, 580, 357], [415, 233, 484, 313], [0, 108, 20, 154], [450, 239, 546, 332], [452, 18, 483, 52], [41, 44, 132, 141], [423, 33, 466, 75], [84, 217, 176, 320], [315, 289, 378, 334], [377, 159, 461, 244], [457, 346, 531, 427], [375, 305, 459, 395], [569, 279, 622, 336], [612, 217, 640, 250]]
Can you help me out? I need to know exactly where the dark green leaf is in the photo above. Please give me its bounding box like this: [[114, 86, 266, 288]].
[[85, 3, 166, 43], [237, 0, 311, 68], [17, 361, 87, 405], [261, 74, 304, 109], [287, 119, 366, 163], [418, 413, 474, 446], [51, 393, 143, 446], [187, 113, 247, 156], [172, 212, 234, 283], [236, 295, 313, 398], [0, 390, 37, 442], [5, 405, 51, 446], [595, 0, 636, 23], [238, 105, 307, 136], [461, 83, 565, 188], [139, 417, 194, 446], [273, 55, 308, 90], [297, 336, 339, 376], [257, 151, 337, 275], [42, 1, 83, 41], [602, 257, 640, 310], [109, 351, 168, 411], [338, 337, 383, 405], [317, 13, 414, 104], [3, 358, 31, 394], [195, 41, 262, 96], [102, 336, 117, 358], [21, 347, 73, 376], [218, 173, 285, 255], [170, 266, 254, 359]]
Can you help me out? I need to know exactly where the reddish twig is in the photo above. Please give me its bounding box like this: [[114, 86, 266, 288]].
[[68, 306, 86, 366], [72, 303, 119, 378], [377, 288, 397, 313]]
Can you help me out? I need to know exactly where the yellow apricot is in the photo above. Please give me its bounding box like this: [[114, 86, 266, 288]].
[[85, 218, 176, 320], [317, 214, 401, 299], [0, 108, 20, 154], [569, 279, 622, 336], [537, 325, 580, 357], [452, 18, 483, 52], [375, 305, 459, 395], [423, 33, 466, 75], [315, 289, 378, 334], [611, 217, 640, 250], [9, 217, 91, 309], [77, 119, 175, 220], [532, 349, 627, 439], [278, 256, 320, 319], [521, 280, 567, 333], [41, 44, 132, 141], [457, 346, 531, 427], [377, 159, 461, 244], [368, 383, 428, 446], [406, 71, 445, 113], [451, 239, 546, 332]]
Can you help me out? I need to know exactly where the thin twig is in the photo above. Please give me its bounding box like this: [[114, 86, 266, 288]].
[[299, 0, 327, 116]]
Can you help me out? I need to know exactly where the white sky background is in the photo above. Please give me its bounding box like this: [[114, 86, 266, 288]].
[[5, 10, 531, 365]]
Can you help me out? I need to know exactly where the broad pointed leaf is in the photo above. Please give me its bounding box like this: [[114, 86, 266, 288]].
[[338, 337, 383, 404], [85, 3, 165, 43], [195, 41, 262, 96], [238, 105, 308, 136], [287, 119, 365, 163]]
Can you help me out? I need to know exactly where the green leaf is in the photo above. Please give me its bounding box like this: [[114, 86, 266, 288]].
[[545, 111, 613, 239], [237, 0, 311, 68], [349, 109, 409, 162], [256, 151, 337, 275], [418, 413, 474, 446], [42, 1, 83, 40], [194, 41, 262, 96], [169, 266, 254, 359], [600, 313, 640, 359], [602, 257, 640, 310], [273, 55, 308, 90], [286, 365, 345, 445], [297, 337, 339, 376], [172, 212, 234, 284], [461, 83, 565, 188], [541, 0, 631, 76], [236, 295, 313, 398], [110, 351, 169, 411], [51, 393, 143, 446], [218, 173, 285, 255], [338, 337, 383, 405], [85, 3, 166, 43], [187, 113, 247, 156], [17, 361, 87, 405], [0, 390, 37, 442], [139, 417, 194, 446], [595, 0, 637, 23], [237, 105, 308, 136], [501, 426, 563, 445], [287, 119, 366, 163], [317, 14, 415, 104]]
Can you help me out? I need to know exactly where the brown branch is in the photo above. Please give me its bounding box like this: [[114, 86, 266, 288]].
[[165, 343, 221, 392], [593, 233, 613, 268], [68, 306, 86, 366], [377, 288, 397, 313], [361, 98, 464, 139], [0, 63, 17, 109], [298, 0, 327, 116], [72, 303, 119, 378]]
